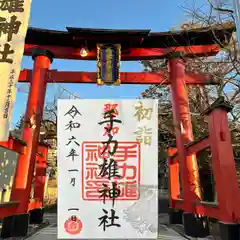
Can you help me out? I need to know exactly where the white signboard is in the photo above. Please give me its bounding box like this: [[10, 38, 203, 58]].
[[58, 99, 158, 239], [0, 0, 32, 141]]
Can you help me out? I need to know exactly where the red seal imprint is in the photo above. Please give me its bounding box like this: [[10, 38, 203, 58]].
[[64, 215, 82, 235]]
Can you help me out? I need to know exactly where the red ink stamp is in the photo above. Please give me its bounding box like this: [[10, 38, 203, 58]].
[[82, 141, 140, 201], [64, 215, 82, 235]]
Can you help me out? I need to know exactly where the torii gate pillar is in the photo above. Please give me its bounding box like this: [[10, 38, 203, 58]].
[[168, 53, 201, 203], [168, 53, 209, 236], [2, 49, 53, 237]]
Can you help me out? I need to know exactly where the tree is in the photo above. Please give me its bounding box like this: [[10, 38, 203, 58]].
[[10, 114, 24, 138]]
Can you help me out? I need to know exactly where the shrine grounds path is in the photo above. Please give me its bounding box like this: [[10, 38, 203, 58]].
[[26, 213, 187, 240], [0, 192, 218, 239], [25, 193, 217, 240], [0, 193, 218, 240]]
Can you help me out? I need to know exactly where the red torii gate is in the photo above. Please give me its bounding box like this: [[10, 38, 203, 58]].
[[0, 24, 239, 239]]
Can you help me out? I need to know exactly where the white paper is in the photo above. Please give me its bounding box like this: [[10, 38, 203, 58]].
[[57, 99, 158, 239]]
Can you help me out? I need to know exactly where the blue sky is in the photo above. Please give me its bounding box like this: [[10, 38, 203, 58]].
[[13, 0, 196, 128]]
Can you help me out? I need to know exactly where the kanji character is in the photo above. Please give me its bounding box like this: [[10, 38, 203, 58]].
[[64, 105, 81, 119], [101, 135, 118, 156], [66, 148, 79, 161], [134, 101, 153, 121], [134, 126, 152, 145], [99, 182, 121, 207], [98, 209, 121, 231], [104, 103, 119, 116], [0, 0, 24, 13], [98, 109, 122, 136], [68, 169, 78, 172], [0, 43, 14, 63], [98, 158, 121, 180], [103, 123, 119, 136], [68, 208, 79, 211], [65, 121, 81, 131], [0, 15, 21, 42], [70, 177, 76, 187], [66, 136, 80, 146]]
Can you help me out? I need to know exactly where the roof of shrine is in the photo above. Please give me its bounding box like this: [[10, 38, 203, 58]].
[[25, 23, 235, 49]]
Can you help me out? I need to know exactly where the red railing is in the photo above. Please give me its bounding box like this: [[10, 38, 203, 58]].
[[0, 138, 48, 219], [168, 98, 240, 223], [0, 202, 20, 219]]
